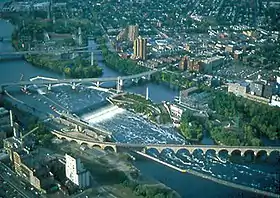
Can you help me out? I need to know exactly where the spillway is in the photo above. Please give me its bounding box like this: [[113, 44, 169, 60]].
[[81, 105, 125, 124]]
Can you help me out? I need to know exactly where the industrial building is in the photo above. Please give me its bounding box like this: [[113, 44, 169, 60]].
[[13, 150, 57, 193], [228, 82, 249, 96], [199, 56, 225, 74], [249, 82, 264, 96], [65, 154, 90, 189]]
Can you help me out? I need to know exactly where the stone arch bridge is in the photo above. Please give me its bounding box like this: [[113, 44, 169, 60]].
[[51, 131, 280, 157]]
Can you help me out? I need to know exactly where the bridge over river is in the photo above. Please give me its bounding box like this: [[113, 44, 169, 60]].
[[0, 69, 161, 93], [51, 130, 280, 158]]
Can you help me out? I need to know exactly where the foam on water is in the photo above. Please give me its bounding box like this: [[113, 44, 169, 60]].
[[83, 106, 125, 124], [37, 88, 46, 95]]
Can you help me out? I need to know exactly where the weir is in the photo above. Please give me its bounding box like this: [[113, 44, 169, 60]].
[[81, 105, 122, 123], [73, 100, 110, 116]]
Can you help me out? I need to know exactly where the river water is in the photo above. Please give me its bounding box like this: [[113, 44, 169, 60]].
[[0, 19, 279, 197]]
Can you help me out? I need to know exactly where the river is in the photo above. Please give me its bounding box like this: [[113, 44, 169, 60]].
[[0, 19, 279, 197]]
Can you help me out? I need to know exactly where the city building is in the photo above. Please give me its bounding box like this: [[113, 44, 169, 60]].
[[133, 36, 147, 60], [179, 87, 200, 104], [185, 44, 190, 52], [128, 25, 139, 42], [187, 58, 201, 72], [65, 154, 90, 189], [228, 82, 249, 96], [249, 82, 264, 96], [13, 150, 56, 193], [263, 84, 273, 98], [225, 45, 234, 53], [179, 56, 188, 71], [277, 76, 280, 84], [170, 104, 184, 122], [116, 28, 128, 41], [0, 108, 9, 147], [234, 50, 243, 60], [271, 95, 280, 107], [199, 56, 224, 74]]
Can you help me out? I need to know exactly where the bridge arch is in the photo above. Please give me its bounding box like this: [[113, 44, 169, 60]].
[[243, 150, 256, 162], [176, 148, 191, 156], [256, 150, 268, 159], [91, 144, 102, 150], [104, 145, 117, 153], [205, 149, 217, 156], [268, 150, 280, 158], [243, 150, 256, 157], [160, 148, 175, 156], [229, 149, 242, 156], [145, 147, 160, 156], [80, 142, 88, 147], [59, 137, 67, 141], [191, 148, 204, 156], [217, 149, 229, 157], [69, 139, 78, 145]]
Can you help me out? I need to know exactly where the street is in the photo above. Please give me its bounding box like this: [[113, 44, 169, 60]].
[[0, 162, 42, 198]]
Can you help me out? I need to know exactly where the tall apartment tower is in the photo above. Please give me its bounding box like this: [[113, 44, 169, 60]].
[[128, 25, 139, 41], [65, 154, 90, 189], [133, 36, 147, 60]]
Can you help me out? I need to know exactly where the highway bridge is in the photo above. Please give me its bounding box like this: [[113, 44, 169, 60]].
[[0, 69, 161, 93], [51, 130, 280, 158]]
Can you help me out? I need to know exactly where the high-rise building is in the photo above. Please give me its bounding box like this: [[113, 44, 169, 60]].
[[133, 36, 147, 60], [65, 154, 90, 189], [128, 25, 139, 41], [179, 56, 188, 71]]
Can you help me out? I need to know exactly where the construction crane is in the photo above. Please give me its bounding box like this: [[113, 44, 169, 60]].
[[19, 127, 39, 148]]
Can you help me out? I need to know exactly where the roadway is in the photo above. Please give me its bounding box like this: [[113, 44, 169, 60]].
[[0, 162, 42, 198], [1, 69, 161, 88]]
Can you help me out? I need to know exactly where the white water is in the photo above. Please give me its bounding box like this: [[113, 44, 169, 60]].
[[82, 105, 125, 124]]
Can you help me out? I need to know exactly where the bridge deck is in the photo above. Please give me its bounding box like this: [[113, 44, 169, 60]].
[[1, 70, 160, 87], [52, 131, 280, 151]]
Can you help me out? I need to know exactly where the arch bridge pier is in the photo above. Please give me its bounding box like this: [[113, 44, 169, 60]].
[[144, 145, 280, 158], [51, 131, 280, 159]]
